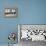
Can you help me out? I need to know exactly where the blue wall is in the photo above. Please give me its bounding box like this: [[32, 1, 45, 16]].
[[0, 0, 46, 44], [19, 0, 46, 24]]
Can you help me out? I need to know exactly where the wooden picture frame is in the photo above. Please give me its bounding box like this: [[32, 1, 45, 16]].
[[4, 7, 18, 18]]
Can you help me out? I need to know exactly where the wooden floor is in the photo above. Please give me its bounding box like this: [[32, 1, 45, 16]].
[[19, 40, 46, 46], [0, 40, 46, 46]]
